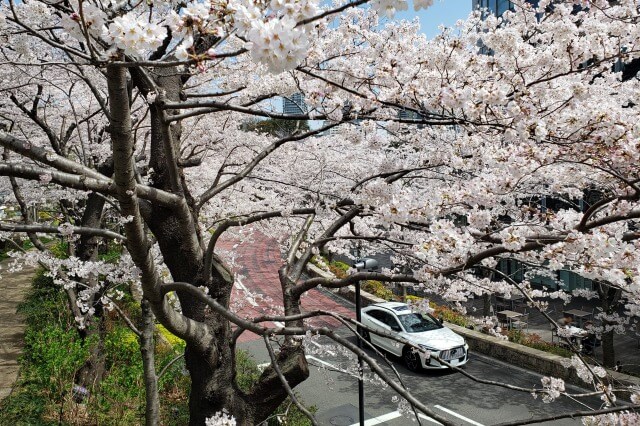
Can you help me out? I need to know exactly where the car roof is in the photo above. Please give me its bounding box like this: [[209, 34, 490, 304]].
[[367, 302, 412, 314]]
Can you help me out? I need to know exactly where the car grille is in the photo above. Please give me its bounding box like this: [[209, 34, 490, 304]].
[[440, 346, 465, 361]]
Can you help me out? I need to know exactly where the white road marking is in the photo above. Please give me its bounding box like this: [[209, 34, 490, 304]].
[[348, 410, 401, 426], [235, 279, 259, 307], [344, 409, 445, 426], [434, 405, 485, 426], [418, 413, 444, 425], [307, 355, 358, 378]]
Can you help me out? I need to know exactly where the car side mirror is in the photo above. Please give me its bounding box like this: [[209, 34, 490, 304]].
[[390, 324, 402, 332]]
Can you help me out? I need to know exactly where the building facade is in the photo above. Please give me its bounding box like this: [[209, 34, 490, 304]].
[[282, 93, 307, 115], [472, 0, 541, 15]]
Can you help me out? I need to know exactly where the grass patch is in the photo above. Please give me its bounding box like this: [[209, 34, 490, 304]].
[[0, 269, 316, 425]]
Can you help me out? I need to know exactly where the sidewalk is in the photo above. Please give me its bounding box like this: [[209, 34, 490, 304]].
[[0, 258, 35, 401]]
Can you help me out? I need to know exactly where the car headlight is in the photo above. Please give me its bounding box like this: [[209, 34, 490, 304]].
[[418, 344, 437, 353]]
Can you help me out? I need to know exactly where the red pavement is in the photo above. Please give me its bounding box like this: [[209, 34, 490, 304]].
[[217, 233, 354, 343]]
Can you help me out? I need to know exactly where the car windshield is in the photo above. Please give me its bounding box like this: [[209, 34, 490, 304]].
[[397, 313, 442, 333]]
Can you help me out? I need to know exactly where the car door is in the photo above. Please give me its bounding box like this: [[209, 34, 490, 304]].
[[366, 309, 403, 355]]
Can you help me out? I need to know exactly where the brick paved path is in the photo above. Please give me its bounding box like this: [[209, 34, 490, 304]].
[[0, 259, 35, 401], [218, 234, 353, 343]]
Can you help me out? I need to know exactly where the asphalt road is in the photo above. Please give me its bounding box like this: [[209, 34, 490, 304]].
[[240, 329, 606, 426]]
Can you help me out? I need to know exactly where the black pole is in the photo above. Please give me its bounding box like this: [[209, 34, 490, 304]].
[[356, 280, 365, 426]]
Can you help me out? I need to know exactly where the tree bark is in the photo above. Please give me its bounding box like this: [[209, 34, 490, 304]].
[[140, 299, 160, 426], [596, 283, 622, 368], [75, 313, 107, 395]]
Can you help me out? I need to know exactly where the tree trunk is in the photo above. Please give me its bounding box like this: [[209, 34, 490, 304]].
[[483, 293, 491, 317], [140, 299, 160, 426], [75, 313, 107, 397], [601, 327, 615, 368], [121, 64, 310, 424], [74, 190, 110, 391], [596, 282, 622, 368]]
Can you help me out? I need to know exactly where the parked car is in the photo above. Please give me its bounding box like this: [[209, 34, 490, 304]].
[[360, 302, 469, 371]]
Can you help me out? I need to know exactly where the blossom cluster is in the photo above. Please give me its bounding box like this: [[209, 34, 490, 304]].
[[104, 15, 167, 58], [538, 376, 565, 403], [56, 0, 325, 71], [560, 356, 607, 385], [205, 410, 236, 426], [230, 0, 319, 73]]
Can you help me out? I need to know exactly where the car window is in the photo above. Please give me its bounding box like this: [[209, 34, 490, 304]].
[[367, 309, 387, 322], [367, 309, 401, 330], [397, 313, 442, 333]]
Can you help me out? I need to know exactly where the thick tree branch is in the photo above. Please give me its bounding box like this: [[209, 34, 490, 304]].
[[0, 131, 108, 180], [0, 163, 183, 207], [294, 272, 418, 297], [0, 223, 125, 240], [107, 64, 209, 349], [263, 335, 318, 426]]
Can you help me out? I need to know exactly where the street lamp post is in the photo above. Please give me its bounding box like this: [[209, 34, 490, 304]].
[[353, 257, 378, 426]]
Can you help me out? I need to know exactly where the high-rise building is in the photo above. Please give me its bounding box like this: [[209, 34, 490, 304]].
[[472, 0, 539, 16], [282, 93, 307, 115], [472, 0, 515, 15]]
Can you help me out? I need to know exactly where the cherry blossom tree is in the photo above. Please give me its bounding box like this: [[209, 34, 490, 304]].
[[1, 0, 640, 424]]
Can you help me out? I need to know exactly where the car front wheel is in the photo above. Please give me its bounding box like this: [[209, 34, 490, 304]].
[[403, 346, 421, 372]]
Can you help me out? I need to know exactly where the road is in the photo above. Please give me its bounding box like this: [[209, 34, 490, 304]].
[[240, 326, 604, 426], [221, 233, 604, 425]]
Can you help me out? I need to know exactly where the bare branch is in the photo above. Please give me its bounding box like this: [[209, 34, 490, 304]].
[[263, 335, 318, 426], [0, 223, 125, 240]]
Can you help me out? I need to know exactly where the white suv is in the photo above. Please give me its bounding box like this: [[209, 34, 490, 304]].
[[361, 302, 469, 371]]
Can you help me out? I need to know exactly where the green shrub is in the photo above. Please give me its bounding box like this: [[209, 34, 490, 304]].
[[405, 295, 422, 304], [361, 280, 394, 300], [328, 261, 350, 278], [19, 270, 71, 330], [156, 324, 185, 349], [431, 304, 468, 327], [309, 255, 328, 268], [22, 325, 90, 397], [1, 269, 87, 424], [505, 331, 573, 358], [236, 349, 262, 392], [49, 241, 69, 259], [99, 241, 123, 263], [0, 386, 55, 425]]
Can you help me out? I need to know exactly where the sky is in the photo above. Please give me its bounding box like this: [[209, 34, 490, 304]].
[[393, 0, 473, 39]]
